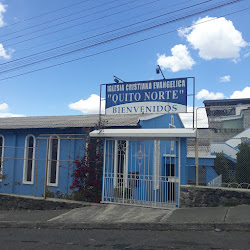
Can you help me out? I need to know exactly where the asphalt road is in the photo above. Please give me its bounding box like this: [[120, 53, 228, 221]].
[[0, 228, 249, 249]]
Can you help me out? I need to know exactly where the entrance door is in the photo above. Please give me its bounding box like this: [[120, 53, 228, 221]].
[[165, 157, 176, 203], [102, 139, 180, 209]]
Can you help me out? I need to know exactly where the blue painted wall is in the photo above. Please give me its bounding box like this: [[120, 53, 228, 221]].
[[0, 128, 86, 197], [186, 157, 217, 184]]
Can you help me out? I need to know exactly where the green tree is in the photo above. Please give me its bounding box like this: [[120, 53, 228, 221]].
[[214, 153, 231, 183], [236, 143, 250, 184]]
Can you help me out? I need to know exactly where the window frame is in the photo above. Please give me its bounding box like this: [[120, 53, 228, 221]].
[[0, 135, 4, 182], [23, 134, 36, 184], [47, 135, 60, 187]]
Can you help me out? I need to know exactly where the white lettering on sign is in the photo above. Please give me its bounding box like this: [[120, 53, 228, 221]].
[[105, 78, 188, 115]]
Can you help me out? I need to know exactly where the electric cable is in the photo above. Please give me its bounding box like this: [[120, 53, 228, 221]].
[[0, 0, 216, 68], [0, 1, 247, 82], [0, 0, 137, 43], [14, 0, 170, 54], [0, 0, 242, 73], [0, 0, 91, 30]]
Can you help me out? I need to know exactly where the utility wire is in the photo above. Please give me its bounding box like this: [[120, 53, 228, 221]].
[[1, 0, 215, 67], [1, 6, 248, 83], [0, 0, 247, 81], [0, 0, 242, 73], [0, 0, 91, 30], [4, 0, 163, 47], [15, 0, 173, 54], [1, 0, 134, 43]]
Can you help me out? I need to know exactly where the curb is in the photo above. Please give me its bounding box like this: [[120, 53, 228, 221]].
[[0, 221, 249, 231]]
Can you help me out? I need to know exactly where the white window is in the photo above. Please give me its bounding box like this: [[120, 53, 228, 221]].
[[47, 135, 60, 186], [0, 135, 4, 182], [23, 134, 36, 184]]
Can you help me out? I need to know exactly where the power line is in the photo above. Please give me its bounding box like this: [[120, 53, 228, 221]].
[[4, 0, 164, 48], [0, 0, 91, 30], [0, 1, 247, 82], [0, 0, 243, 74], [1, 0, 134, 44], [14, 0, 168, 55], [0, 0, 215, 68]]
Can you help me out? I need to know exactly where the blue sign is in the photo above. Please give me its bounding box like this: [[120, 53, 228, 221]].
[[105, 78, 187, 115]]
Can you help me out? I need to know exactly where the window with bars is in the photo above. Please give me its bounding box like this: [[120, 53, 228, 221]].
[[23, 135, 36, 184], [0, 135, 4, 181], [47, 136, 60, 186]]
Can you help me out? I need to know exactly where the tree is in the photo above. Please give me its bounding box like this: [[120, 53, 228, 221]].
[[70, 136, 103, 202], [236, 143, 250, 184], [214, 153, 232, 183]]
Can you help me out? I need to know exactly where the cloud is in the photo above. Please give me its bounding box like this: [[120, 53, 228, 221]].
[[219, 75, 231, 82], [244, 52, 250, 58], [179, 16, 247, 60], [69, 94, 105, 114], [196, 89, 225, 100], [0, 113, 25, 118], [157, 44, 195, 72], [0, 3, 6, 27], [0, 102, 25, 117], [230, 87, 250, 99], [0, 44, 14, 59], [0, 102, 8, 111]]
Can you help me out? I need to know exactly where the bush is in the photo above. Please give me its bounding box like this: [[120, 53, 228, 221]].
[[70, 137, 103, 203]]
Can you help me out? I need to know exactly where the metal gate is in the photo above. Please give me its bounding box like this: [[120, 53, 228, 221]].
[[102, 138, 180, 209]]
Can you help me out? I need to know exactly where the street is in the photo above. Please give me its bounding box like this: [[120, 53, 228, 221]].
[[0, 228, 249, 249]]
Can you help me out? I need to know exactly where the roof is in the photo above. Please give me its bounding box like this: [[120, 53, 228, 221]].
[[0, 114, 151, 130], [203, 98, 250, 107], [89, 128, 196, 139]]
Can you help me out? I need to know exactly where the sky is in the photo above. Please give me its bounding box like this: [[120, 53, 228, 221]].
[[0, 0, 249, 118]]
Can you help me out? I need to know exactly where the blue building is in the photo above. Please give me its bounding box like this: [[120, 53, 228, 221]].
[[0, 114, 144, 197], [0, 113, 217, 207], [90, 113, 216, 208]]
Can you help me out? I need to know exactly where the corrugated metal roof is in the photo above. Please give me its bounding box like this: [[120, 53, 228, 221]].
[[0, 114, 150, 130]]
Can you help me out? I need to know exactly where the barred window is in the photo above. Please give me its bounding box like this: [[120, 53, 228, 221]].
[[0, 135, 4, 181], [47, 136, 60, 186], [23, 135, 36, 184]]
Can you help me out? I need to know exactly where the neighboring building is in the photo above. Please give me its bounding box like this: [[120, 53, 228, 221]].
[[202, 98, 250, 186], [204, 98, 250, 131]]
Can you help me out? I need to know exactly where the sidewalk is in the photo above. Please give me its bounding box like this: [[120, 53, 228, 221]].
[[0, 204, 249, 231]]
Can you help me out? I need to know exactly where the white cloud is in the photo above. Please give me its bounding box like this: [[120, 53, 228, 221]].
[[196, 89, 225, 100], [0, 113, 25, 118], [157, 44, 195, 72], [230, 87, 250, 99], [0, 102, 25, 117], [69, 94, 105, 114], [219, 75, 231, 82], [0, 3, 6, 27], [0, 102, 8, 111], [0, 44, 14, 59], [244, 52, 250, 58], [179, 16, 247, 60], [232, 58, 241, 64]]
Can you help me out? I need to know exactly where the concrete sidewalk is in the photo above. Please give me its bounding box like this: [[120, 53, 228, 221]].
[[0, 204, 249, 231]]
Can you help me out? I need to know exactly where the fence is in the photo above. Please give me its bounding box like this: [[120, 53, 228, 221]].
[[190, 107, 250, 190], [102, 139, 180, 209], [0, 134, 88, 198]]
